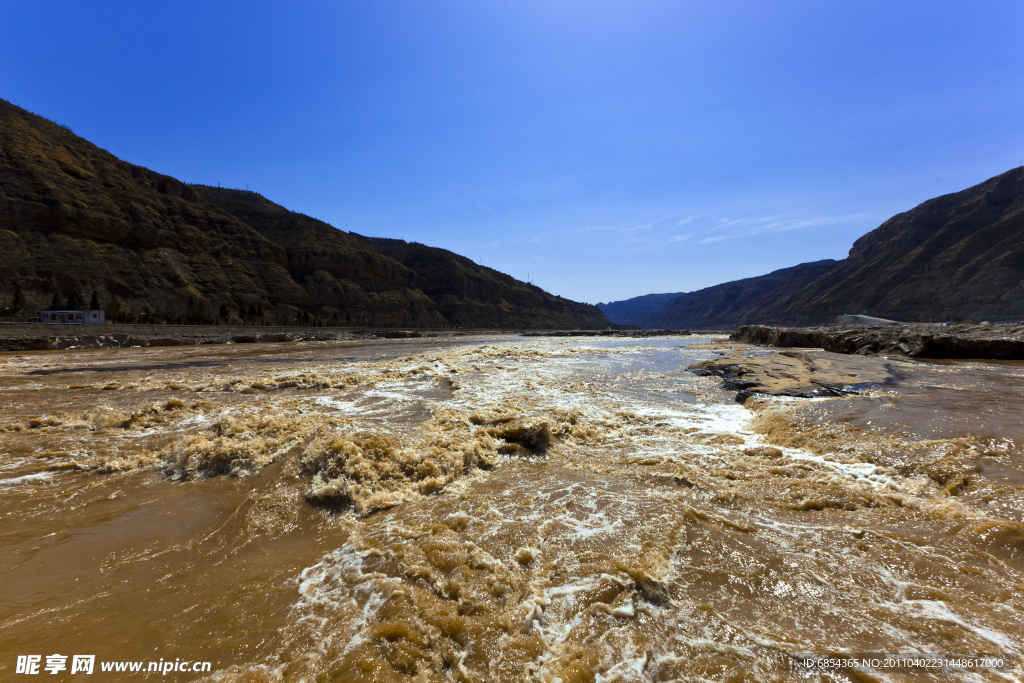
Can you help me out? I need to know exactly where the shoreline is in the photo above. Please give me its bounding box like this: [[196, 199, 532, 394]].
[[0, 323, 693, 352], [0, 324, 456, 352], [731, 323, 1024, 360]]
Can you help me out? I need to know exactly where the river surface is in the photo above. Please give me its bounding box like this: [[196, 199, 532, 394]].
[[0, 335, 1022, 682]]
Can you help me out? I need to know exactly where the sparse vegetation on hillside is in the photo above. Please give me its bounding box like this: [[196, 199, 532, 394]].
[[0, 99, 609, 329], [628, 168, 1024, 329], [351, 235, 608, 328], [758, 167, 1024, 323]]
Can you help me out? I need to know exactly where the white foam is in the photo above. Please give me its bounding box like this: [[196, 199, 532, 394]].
[[902, 599, 1020, 652], [0, 471, 56, 486]]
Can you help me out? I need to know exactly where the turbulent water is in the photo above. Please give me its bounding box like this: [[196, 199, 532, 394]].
[[1, 335, 1022, 682]]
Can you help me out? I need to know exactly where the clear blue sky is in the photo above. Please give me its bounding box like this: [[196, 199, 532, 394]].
[[3, 1, 1022, 304]]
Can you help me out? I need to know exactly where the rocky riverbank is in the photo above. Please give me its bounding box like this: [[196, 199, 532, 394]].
[[731, 323, 1024, 360], [0, 324, 438, 351]]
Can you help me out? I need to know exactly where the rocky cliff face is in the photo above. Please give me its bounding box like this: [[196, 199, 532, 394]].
[[760, 168, 1024, 323], [194, 187, 446, 326], [0, 98, 609, 329], [617, 167, 1024, 329], [0, 99, 290, 320], [731, 323, 1024, 360]]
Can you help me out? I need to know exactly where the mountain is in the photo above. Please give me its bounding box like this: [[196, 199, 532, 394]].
[[0, 98, 609, 328], [760, 167, 1024, 323], [192, 186, 446, 327], [351, 235, 607, 328], [639, 260, 840, 330], [197, 187, 608, 329], [623, 167, 1024, 328], [0, 99, 292, 323], [595, 292, 686, 326]]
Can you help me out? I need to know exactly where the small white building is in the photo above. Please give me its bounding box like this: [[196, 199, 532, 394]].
[[39, 310, 106, 323]]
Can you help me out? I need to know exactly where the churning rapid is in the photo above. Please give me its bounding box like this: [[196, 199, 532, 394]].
[[0, 335, 1022, 681]]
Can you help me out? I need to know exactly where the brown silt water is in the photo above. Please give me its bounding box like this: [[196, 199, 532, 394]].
[[0, 336, 1022, 681]]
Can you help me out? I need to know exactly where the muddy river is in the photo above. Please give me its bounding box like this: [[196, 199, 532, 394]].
[[0, 335, 1021, 681]]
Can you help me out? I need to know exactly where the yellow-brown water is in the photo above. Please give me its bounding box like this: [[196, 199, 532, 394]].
[[1, 336, 1022, 681]]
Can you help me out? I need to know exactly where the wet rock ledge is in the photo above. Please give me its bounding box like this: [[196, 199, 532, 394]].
[[731, 323, 1024, 360], [689, 348, 898, 402]]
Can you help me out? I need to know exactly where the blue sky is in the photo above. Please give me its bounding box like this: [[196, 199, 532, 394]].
[[2, 1, 1022, 304]]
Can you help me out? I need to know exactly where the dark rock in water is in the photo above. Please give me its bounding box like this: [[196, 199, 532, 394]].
[[731, 323, 1024, 360], [633, 575, 673, 607]]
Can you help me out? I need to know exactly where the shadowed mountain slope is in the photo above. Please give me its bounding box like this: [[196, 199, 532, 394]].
[[193, 187, 445, 326], [352, 236, 610, 328], [639, 260, 840, 330], [596, 292, 686, 326], [759, 167, 1024, 323], [628, 168, 1024, 328], [0, 98, 294, 321], [0, 98, 608, 328]]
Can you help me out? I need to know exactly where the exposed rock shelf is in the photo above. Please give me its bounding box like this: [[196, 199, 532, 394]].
[[689, 347, 898, 401], [731, 323, 1024, 360]]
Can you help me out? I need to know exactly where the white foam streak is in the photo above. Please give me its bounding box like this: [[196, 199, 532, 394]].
[[0, 471, 56, 486]]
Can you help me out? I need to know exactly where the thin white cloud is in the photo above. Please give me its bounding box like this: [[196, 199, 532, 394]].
[[574, 213, 702, 239], [710, 215, 779, 231], [667, 233, 692, 243], [617, 220, 658, 234], [748, 213, 872, 235], [696, 234, 736, 244], [690, 212, 873, 244]]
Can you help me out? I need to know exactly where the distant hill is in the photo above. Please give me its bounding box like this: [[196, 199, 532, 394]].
[[0, 98, 609, 329], [196, 187, 607, 328], [759, 167, 1024, 323], [616, 167, 1024, 329], [640, 260, 839, 330], [595, 292, 686, 325]]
